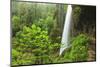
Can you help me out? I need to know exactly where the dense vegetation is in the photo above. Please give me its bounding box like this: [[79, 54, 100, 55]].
[[11, 1, 96, 66], [12, 24, 60, 65]]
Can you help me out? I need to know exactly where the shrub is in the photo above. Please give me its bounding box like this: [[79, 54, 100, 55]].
[[64, 34, 89, 62], [12, 24, 60, 66]]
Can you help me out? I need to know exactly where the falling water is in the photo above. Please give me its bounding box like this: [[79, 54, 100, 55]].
[[59, 5, 72, 55]]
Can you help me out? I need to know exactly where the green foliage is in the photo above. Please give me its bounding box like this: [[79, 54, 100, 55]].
[[34, 16, 54, 32], [12, 48, 35, 65], [12, 49, 22, 65], [64, 34, 89, 62], [12, 24, 60, 66], [11, 2, 62, 65], [12, 16, 20, 35]]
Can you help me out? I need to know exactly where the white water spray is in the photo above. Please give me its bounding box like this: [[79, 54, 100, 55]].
[[59, 5, 72, 55]]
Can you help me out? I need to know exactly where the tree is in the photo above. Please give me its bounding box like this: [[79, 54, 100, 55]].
[[12, 16, 20, 36]]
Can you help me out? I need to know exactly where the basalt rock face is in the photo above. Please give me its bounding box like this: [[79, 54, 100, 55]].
[[71, 5, 96, 37]]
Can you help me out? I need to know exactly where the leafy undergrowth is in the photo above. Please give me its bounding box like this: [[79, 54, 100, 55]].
[[12, 24, 60, 66], [12, 24, 90, 66], [65, 34, 89, 62]]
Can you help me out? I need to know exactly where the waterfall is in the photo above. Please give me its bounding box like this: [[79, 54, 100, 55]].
[[59, 5, 72, 55]]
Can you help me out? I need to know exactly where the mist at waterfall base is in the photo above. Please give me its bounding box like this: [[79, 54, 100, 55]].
[[59, 5, 72, 55]]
